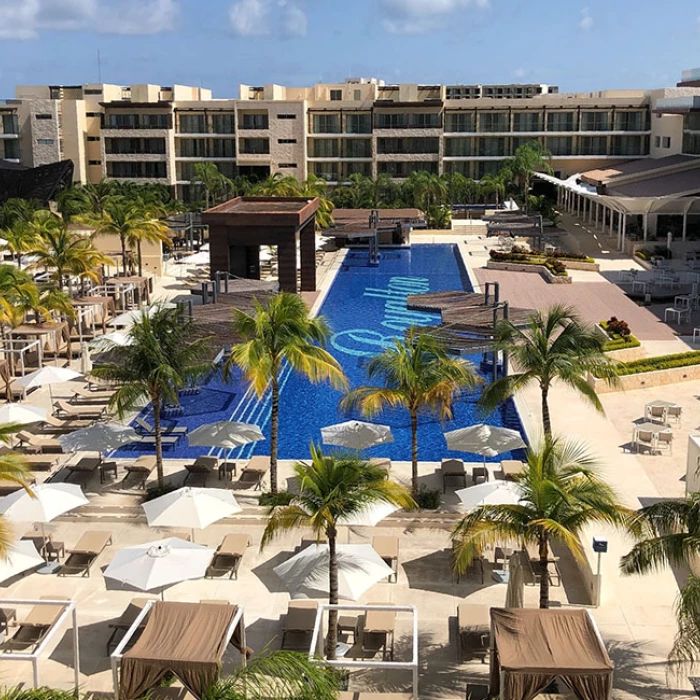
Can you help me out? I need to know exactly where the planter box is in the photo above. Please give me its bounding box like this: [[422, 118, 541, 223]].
[[561, 259, 600, 272], [487, 260, 572, 284], [588, 362, 700, 393], [606, 346, 647, 362]]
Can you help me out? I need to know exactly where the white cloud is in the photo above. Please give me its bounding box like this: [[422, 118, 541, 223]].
[[40, 0, 97, 30], [514, 67, 527, 79], [579, 6, 593, 31], [228, 0, 307, 37], [98, 0, 179, 35], [0, 0, 41, 39], [380, 0, 488, 34]]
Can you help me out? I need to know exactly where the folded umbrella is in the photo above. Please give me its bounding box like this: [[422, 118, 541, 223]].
[[445, 424, 526, 465], [321, 420, 394, 451]]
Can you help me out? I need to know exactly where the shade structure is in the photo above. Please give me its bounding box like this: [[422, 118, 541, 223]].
[[0, 404, 47, 426], [89, 331, 134, 348], [338, 501, 399, 527], [445, 424, 526, 463], [505, 553, 525, 608], [176, 252, 209, 266], [142, 487, 242, 541], [0, 540, 45, 583], [187, 421, 264, 449], [0, 483, 88, 524], [58, 422, 139, 454], [103, 537, 215, 592], [273, 543, 393, 600], [15, 366, 82, 391], [321, 420, 394, 451], [455, 481, 522, 510]]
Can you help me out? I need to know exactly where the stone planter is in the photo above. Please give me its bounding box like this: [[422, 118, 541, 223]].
[[588, 362, 700, 393], [486, 260, 572, 284]]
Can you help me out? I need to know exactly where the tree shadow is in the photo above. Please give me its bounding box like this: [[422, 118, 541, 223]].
[[250, 550, 295, 594], [402, 549, 499, 595]]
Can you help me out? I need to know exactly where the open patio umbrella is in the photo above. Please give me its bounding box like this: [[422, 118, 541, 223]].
[[444, 424, 526, 465], [321, 420, 394, 451], [0, 540, 45, 583], [142, 487, 242, 542], [58, 422, 139, 458], [505, 552, 525, 608], [0, 404, 47, 426], [89, 331, 134, 350], [455, 481, 522, 510], [15, 366, 83, 405], [273, 543, 393, 600], [103, 537, 215, 597], [187, 421, 264, 467]]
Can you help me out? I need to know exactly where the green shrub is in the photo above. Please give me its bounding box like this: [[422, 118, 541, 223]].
[[594, 349, 700, 377], [413, 485, 441, 510], [259, 490, 295, 507], [603, 336, 641, 352], [600, 318, 640, 351], [489, 251, 569, 276]]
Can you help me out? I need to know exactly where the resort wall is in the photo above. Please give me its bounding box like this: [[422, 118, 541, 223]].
[[486, 261, 572, 284], [588, 362, 700, 393]]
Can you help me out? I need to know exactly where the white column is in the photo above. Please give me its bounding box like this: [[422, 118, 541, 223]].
[[683, 212, 688, 242], [609, 208, 614, 236], [643, 213, 648, 241]]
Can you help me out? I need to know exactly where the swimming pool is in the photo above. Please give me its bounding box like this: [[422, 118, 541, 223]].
[[115, 244, 526, 463]]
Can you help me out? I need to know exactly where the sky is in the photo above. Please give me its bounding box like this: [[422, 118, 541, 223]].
[[0, 0, 698, 98]]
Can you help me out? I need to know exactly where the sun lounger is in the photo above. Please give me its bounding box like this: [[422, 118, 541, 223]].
[[65, 457, 102, 483], [15, 431, 63, 454], [441, 458, 467, 492], [501, 460, 524, 481], [206, 533, 251, 579], [524, 543, 561, 587], [361, 604, 397, 661], [369, 457, 392, 472], [19, 453, 61, 471], [105, 597, 150, 653], [137, 434, 181, 448], [239, 455, 270, 490], [40, 415, 93, 434], [168, 530, 192, 542], [184, 456, 218, 485], [1, 597, 68, 653], [282, 600, 318, 650], [0, 476, 35, 496], [372, 536, 399, 583], [59, 531, 112, 577], [54, 400, 106, 419], [123, 455, 157, 489], [71, 386, 115, 404], [135, 417, 187, 435], [457, 603, 490, 662]]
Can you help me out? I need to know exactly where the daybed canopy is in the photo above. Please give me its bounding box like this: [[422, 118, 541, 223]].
[[119, 601, 244, 700], [489, 608, 613, 700]]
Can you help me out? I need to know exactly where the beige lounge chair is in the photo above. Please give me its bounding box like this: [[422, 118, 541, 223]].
[[19, 454, 61, 472], [206, 533, 251, 579], [40, 415, 92, 434], [457, 603, 490, 661], [1, 597, 68, 653], [105, 597, 150, 653], [0, 476, 35, 496], [239, 455, 270, 490], [441, 458, 467, 492], [123, 455, 157, 489], [372, 535, 399, 583], [16, 431, 63, 454], [59, 531, 112, 577], [65, 457, 102, 482], [635, 429, 655, 454], [136, 417, 187, 435], [54, 400, 106, 419], [369, 457, 392, 472], [71, 386, 115, 404], [361, 604, 397, 661], [184, 456, 218, 485], [501, 460, 524, 481], [282, 600, 318, 650]]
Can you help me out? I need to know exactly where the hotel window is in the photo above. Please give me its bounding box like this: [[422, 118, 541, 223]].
[[310, 139, 340, 158], [444, 161, 472, 176], [312, 114, 341, 133], [240, 137, 269, 154], [330, 89, 342, 101], [108, 161, 167, 178], [86, 112, 101, 118], [310, 161, 340, 180], [346, 113, 372, 134], [478, 137, 506, 156], [37, 138, 54, 145], [374, 113, 408, 129], [444, 112, 474, 133], [683, 132, 700, 155], [211, 113, 235, 133], [213, 162, 236, 178], [210, 139, 236, 158], [581, 112, 610, 131], [478, 112, 509, 133], [477, 160, 503, 178], [87, 136, 100, 142], [278, 163, 297, 168], [1, 114, 18, 134], [662, 136, 671, 148], [35, 113, 53, 120], [512, 136, 541, 151], [579, 136, 608, 156], [444, 137, 473, 156], [546, 136, 573, 155], [343, 161, 372, 178], [84, 88, 102, 95], [278, 138, 297, 144], [410, 113, 440, 128], [240, 112, 269, 129], [343, 139, 371, 158], [686, 114, 700, 131], [512, 112, 542, 132], [179, 114, 206, 133], [615, 111, 646, 131], [3, 141, 19, 159], [354, 90, 362, 101], [88, 160, 102, 165], [547, 111, 576, 132], [277, 114, 297, 120], [611, 135, 646, 156], [141, 114, 170, 129], [655, 136, 661, 148]]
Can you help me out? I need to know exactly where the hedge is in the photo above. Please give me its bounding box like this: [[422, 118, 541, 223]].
[[489, 251, 568, 276], [595, 349, 700, 377], [603, 336, 641, 352]]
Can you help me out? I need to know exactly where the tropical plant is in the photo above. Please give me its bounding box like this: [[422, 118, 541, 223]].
[[479, 170, 509, 207], [261, 445, 415, 658], [507, 140, 553, 205], [0, 202, 40, 268], [342, 328, 479, 493], [55, 186, 92, 223], [426, 204, 452, 229], [452, 437, 632, 608], [621, 494, 700, 670], [0, 423, 33, 556], [225, 292, 346, 494], [404, 171, 448, 212], [81, 180, 117, 216], [297, 175, 335, 230], [123, 209, 171, 277], [479, 305, 619, 440], [190, 163, 233, 209], [90, 304, 213, 489], [250, 173, 300, 197], [202, 649, 343, 700]]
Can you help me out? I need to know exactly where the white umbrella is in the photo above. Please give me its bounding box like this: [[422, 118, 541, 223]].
[[338, 501, 399, 527], [455, 481, 522, 510], [445, 424, 526, 465], [110, 306, 156, 328], [321, 420, 394, 451], [188, 421, 264, 467], [89, 331, 134, 349], [273, 543, 393, 600], [0, 404, 46, 426], [103, 537, 215, 595], [15, 366, 83, 404], [142, 487, 242, 542], [0, 540, 45, 583], [176, 252, 209, 266], [58, 422, 139, 456]]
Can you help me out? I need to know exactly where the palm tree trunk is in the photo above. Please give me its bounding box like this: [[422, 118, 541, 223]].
[[120, 235, 128, 275], [137, 239, 143, 278], [410, 410, 418, 494], [269, 374, 279, 494], [539, 533, 550, 609], [152, 395, 164, 490], [541, 385, 552, 440], [326, 526, 339, 660]]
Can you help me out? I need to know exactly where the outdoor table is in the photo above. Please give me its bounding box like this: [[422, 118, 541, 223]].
[[337, 615, 358, 643], [665, 307, 690, 324], [0, 608, 17, 631], [46, 541, 65, 562], [363, 606, 397, 661], [501, 460, 524, 480], [632, 280, 650, 294], [633, 421, 673, 435], [218, 462, 237, 480], [100, 461, 118, 482]]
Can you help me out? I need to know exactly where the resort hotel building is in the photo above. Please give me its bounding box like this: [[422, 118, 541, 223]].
[[1, 71, 699, 198]]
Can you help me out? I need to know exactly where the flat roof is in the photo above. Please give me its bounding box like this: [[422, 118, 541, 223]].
[[581, 155, 698, 186], [202, 196, 319, 228], [608, 170, 700, 197]]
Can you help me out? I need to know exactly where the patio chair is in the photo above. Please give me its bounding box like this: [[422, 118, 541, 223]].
[[15, 431, 63, 454], [667, 405, 682, 426], [135, 417, 188, 435], [471, 465, 489, 484], [451, 539, 485, 584], [646, 405, 667, 424], [0, 475, 35, 496], [524, 543, 560, 587], [500, 460, 524, 481], [54, 400, 106, 420], [239, 455, 270, 490], [635, 429, 656, 454], [123, 455, 157, 489], [282, 600, 318, 650], [184, 456, 218, 485], [441, 458, 467, 492], [59, 531, 112, 577], [70, 386, 115, 404], [657, 431, 673, 455], [206, 533, 251, 580], [457, 603, 490, 662], [372, 535, 399, 583], [105, 597, 150, 653], [1, 598, 68, 654], [361, 604, 396, 661]]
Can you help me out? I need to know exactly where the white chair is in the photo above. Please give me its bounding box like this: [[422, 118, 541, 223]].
[[657, 431, 673, 455], [646, 405, 667, 424], [635, 429, 655, 454], [666, 405, 682, 426]]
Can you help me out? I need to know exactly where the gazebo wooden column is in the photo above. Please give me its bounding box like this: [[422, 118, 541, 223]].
[[299, 219, 316, 292]]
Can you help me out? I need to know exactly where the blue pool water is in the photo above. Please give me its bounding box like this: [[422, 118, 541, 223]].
[[114, 244, 526, 463]]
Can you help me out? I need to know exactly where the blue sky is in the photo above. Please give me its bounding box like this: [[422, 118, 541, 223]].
[[0, 0, 697, 98]]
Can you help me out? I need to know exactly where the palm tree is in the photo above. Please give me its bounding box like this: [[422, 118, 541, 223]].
[[250, 173, 300, 197], [55, 186, 92, 223], [621, 495, 700, 669], [122, 207, 171, 277], [190, 163, 232, 209], [225, 292, 346, 495], [0, 216, 40, 269], [509, 140, 553, 206], [479, 305, 619, 440], [90, 304, 213, 489], [452, 437, 632, 608], [342, 328, 479, 493], [202, 649, 342, 700], [261, 445, 415, 658], [82, 180, 117, 216], [479, 171, 509, 207], [0, 423, 33, 554], [298, 175, 335, 230]]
